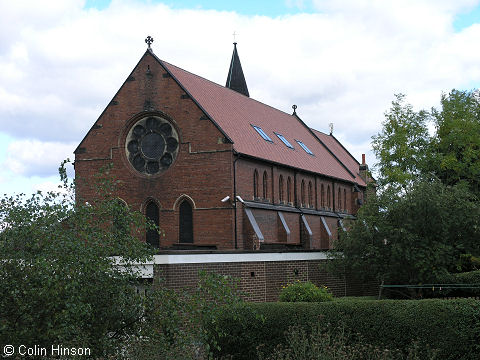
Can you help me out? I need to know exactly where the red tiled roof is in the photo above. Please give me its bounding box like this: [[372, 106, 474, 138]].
[[311, 129, 366, 187], [159, 57, 358, 184]]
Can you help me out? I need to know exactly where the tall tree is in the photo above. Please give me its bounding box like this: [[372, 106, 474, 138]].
[[432, 89, 480, 194], [329, 180, 480, 290], [329, 90, 480, 294], [371, 94, 431, 191], [0, 162, 153, 357]]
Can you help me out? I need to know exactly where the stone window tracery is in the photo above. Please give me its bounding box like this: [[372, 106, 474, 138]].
[[125, 115, 179, 175]]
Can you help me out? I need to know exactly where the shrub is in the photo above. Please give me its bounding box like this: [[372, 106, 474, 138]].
[[279, 281, 333, 302], [122, 271, 250, 360], [257, 324, 439, 360], [456, 253, 480, 272], [431, 269, 480, 297], [210, 299, 480, 360]]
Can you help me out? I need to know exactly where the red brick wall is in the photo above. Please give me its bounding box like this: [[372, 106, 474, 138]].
[[75, 51, 365, 252], [75, 52, 236, 248], [154, 258, 378, 302]]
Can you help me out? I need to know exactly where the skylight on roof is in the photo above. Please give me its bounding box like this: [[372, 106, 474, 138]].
[[252, 125, 272, 142], [275, 133, 294, 149], [296, 140, 314, 155]]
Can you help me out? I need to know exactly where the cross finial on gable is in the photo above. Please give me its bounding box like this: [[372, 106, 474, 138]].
[[233, 31, 238, 43], [145, 36, 154, 49]]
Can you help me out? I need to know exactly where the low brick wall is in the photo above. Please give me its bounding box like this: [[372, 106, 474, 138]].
[[151, 252, 377, 301]]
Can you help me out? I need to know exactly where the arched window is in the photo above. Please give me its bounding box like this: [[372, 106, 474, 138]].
[[301, 180, 306, 206], [253, 170, 259, 199], [179, 200, 193, 243], [262, 171, 268, 199], [146, 200, 159, 248], [308, 181, 313, 207], [321, 184, 325, 208], [327, 185, 331, 208], [279, 175, 284, 203], [344, 189, 347, 212], [338, 188, 342, 210], [287, 177, 292, 204]]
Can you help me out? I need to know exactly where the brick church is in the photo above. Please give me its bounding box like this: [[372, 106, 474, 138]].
[[74, 37, 373, 300]]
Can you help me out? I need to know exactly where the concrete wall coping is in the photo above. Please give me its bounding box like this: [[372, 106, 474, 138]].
[[114, 251, 329, 278]]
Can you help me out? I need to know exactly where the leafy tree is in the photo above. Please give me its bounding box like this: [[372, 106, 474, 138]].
[[0, 162, 251, 359], [0, 161, 154, 357], [371, 93, 431, 191], [124, 271, 246, 360], [334, 90, 480, 296], [329, 180, 480, 296], [432, 89, 480, 194]]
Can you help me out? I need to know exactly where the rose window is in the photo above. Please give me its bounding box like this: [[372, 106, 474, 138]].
[[125, 116, 179, 175]]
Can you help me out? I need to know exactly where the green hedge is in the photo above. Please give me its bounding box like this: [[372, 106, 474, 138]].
[[209, 299, 480, 360], [432, 270, 480, 297], [438, 269, 480, 284]]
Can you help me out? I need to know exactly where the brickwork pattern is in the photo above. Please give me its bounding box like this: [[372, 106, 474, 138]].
[[75, 51, 368, 252], [154, 259, 378, 302]]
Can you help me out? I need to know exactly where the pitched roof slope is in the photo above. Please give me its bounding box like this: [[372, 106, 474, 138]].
[[311, 129, 366, 187], [159, 57, 356, 184]]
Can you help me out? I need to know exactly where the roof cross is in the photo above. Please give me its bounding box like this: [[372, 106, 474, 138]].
[[232, 31, 238, 43], [145, 36, 154, 49]]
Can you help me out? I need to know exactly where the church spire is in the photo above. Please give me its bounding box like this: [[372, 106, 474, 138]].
[[225, 42, 249, 97]]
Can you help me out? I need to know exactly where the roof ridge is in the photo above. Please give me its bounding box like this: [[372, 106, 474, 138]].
[[311, 127, 361, 166], [329, 133, 361, 166], [160, 58, 302, 119], [154, 53, 362, 185], [150, 54, 233, 144], [294, 115, 356, 180]]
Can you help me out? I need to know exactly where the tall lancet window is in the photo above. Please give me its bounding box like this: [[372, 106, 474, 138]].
[[308, 181, 313, 207], [279, 175, 284, 203], [287, 177, 292, 204], [327, 185, 331, 208], [179, 200, 193, 243], [321, 184, 325, 208], [146, 200, 159, 248], [338, 188, 342, 210], [253, 170, 259, 199], [301, 180, 306, 206], [263, 171, 268, 199]]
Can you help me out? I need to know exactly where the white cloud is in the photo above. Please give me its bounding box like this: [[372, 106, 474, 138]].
[[32, 180, 70, 196], [1, 0, 480, 183], [3, 140, 75, 177]]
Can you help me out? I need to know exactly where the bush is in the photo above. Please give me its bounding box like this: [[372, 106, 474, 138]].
[[258, 324, 439, 360], [279, 281, 333, 302], [122, 271, 247, 359], [456, 253, 480, 272], [431, 269, 480, 297], [210, 299, 480, 360]]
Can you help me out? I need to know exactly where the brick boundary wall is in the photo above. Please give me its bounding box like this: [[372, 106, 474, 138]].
[[127, 252, 378, 301]]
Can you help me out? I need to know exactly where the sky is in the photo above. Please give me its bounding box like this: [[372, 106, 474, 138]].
[[2, 0, 480, 196]]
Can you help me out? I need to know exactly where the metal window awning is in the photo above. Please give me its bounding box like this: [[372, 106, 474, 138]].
[[321, 216, 332, 238], [301, 214, 313, 236], [244, 207, 264, 241], [277, 211, 291, 242]]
